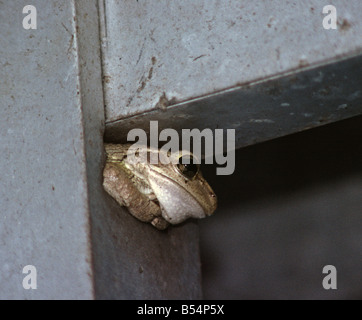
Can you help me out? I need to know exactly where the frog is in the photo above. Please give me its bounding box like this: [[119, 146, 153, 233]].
[[102, 143, 217, 230]]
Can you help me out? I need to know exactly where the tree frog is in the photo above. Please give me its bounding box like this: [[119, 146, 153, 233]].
[[103, 143, 217, 230]]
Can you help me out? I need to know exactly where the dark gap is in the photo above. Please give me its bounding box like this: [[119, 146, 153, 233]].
[[202, 115, 362, 211]]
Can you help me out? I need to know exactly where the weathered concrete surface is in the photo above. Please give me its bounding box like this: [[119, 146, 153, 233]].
[[0, 0, 94, 299], [105, 54, 362, 150], [101, 0, 362, 146], [0, 0, 202, 299]]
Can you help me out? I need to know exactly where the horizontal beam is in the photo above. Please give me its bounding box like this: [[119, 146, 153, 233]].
[[101, 0, 362, 148], [105, 54, 362, 150]]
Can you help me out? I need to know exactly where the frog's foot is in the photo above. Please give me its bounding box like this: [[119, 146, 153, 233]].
[[151, 217, 169, 230]]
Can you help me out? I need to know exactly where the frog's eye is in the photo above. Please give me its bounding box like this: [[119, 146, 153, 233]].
[[177, 155, 200, 179]]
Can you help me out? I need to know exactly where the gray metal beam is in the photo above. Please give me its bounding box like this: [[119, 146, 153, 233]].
[[0, 0, 202, 299], [105, 54, 362, 149], [101, 0, 362, 147]]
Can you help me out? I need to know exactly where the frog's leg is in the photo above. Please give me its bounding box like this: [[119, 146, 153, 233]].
[[103, 162, 169, 230]]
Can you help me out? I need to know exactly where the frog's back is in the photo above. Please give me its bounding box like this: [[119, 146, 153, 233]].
[[104, 143, 130, 163]]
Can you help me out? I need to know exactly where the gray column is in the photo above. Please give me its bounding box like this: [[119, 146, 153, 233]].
[[0, 0, 201, 299]]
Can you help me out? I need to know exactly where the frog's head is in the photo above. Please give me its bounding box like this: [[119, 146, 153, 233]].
[[131, 148, 218, 225]]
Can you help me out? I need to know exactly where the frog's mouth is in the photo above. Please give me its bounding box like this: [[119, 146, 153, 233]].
[[148, 171, 209, 224], [159, 200, 205, 225]]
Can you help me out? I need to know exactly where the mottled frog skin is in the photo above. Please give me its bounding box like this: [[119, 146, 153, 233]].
[[103, 144, 217, 230]]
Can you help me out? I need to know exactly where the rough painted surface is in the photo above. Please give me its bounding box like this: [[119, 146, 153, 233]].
[[92, 201, 202, 299], [0, 0, 202, 299], [101, 0, 362, 123], [105, 54, 362, 150], [0, 1, 93, 299]]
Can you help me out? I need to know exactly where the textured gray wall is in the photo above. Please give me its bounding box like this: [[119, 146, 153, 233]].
[[102, 0, 362, 152], [0, 0, 202, 299], [0, 0, 95, 299], [101, 0, 362, 121]]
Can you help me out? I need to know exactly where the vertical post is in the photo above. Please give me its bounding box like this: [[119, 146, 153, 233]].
[[0, 0, 202, 299]]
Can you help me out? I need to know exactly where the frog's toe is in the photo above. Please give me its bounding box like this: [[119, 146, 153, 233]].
[[151, 217, 169, 230]]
